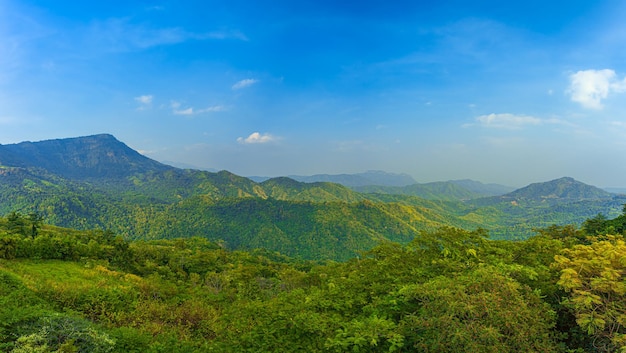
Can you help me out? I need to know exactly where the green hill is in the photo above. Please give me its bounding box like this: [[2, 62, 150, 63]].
[[448, 179, 514, 196], [504, 177, 613, 201], [2, 215, 624, 352], [285, 170, 417, 187], [353, 181, 483, 201], [261, 177, 367, 202], [0, 134, 172, 180], [1, 134, 625, 258]]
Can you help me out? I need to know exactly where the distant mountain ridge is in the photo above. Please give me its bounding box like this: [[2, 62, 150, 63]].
[[352, 179, 515, 201], [253, 173, 513, 201], [0, 134, 172, 180], [251, 170, 417, 187], [468, 176, 619, 211], [1, 134, 625, 259], [505, 177, 612, 201], [353, 182, 483, 201], [448, 179, 515, 196]]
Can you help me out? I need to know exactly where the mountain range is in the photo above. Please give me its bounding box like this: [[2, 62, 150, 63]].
[[250, 170, 418, 187], [1, 134, 625, 260], [250, 171, 515, 197]]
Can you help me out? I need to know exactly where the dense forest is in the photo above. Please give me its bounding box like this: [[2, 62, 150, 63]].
[[1, 210, 626, 352], [2, 135, 626, 352], [2, 135, 626, 264]]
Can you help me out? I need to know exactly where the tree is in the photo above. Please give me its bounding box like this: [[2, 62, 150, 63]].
[[7, 212, 27, 236], [394, 266, 559, 352], [553, 235, 626, 352], [13, 314, 115, 353], [27, 213, 43, 239], [582, 214, 608, 235]]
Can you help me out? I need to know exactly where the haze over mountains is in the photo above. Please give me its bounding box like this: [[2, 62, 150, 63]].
[[250, 170, 418, 187], [1, 134, 625, 260]]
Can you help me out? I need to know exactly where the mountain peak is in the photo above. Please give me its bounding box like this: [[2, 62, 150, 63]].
[[506, 177, 612, 200], [0, 134, 172, 180]]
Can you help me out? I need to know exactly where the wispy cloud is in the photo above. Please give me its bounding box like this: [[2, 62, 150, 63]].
[[232, 78, 258, 90], [135, 95, 153, 104], [567, 69, 626, 109], [205, 30, 248, 41], [145, 5, 165, 11], [0, 116, 18, 125], [334, 140, 388, 152], [88, 18, 247, 52], [481, 136, 526, 146], [199, 105, 227, 113], [134, 94, 153, 110], [171, 101, 226, 115], [610, 121, 626, 133], [237, 132, 277, 144], [174, 107, 194, 115], [0, 2, 53, 80], [466, 113, 542, 129]]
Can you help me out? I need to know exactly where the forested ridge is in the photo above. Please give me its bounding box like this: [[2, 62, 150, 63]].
[[2, 134, 626, 352], [2, 160, 626, 259], [2, 135, 626, 261], [1, 211, 626, 352]]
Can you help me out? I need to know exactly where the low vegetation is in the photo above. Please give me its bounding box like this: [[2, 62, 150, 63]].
[[2, 211, 626, 352]]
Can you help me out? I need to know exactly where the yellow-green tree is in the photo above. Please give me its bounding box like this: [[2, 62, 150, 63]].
[[553, 235, 626, 352]]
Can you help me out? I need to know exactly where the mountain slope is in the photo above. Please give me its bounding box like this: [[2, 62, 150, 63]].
[[0, 134, 172, 180], [261, 177, 367, 202], [285, 170, 417, 187], [470, 177, 614, 207], [0, 135, 460, 259], [449, 179, 514, 196], [505, 177, 612, 201], [1, 134, 625, 258], [138, 197, 433, 260], [353, 181, 483, 201], [462, 177, 626, 239]]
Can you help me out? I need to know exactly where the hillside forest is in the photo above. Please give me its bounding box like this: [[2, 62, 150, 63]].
[[2, 134, 626, 352], [1, 210, 626, 352]]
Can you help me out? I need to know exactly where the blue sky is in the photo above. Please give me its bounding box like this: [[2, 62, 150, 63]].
[[2, 0, 626, 187]]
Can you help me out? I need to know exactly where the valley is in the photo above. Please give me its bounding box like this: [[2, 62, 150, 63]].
[[1, 134, 625, 260]]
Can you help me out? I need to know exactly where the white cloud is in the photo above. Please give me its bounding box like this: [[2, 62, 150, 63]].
[[613, 77, 626, 92], [172, 103, 227, 116], [237, 132, 276, 144], [198, 105, 227, 113], [470, 113, 542, 129], [232, 78, 258, 90], [135, 95, 153, 104], [88, 18, 247, 52], [174, 107, 194, 115], [567, 69, 626, 109], [204, 30, 248, 41], [145, 5, 165, 11]]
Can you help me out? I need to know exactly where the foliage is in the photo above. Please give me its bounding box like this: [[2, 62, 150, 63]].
[[3, 211, 626, 352], [553, 235, 626, 352], [395, 266, 558, 352], [3, 144, 626, 259]]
